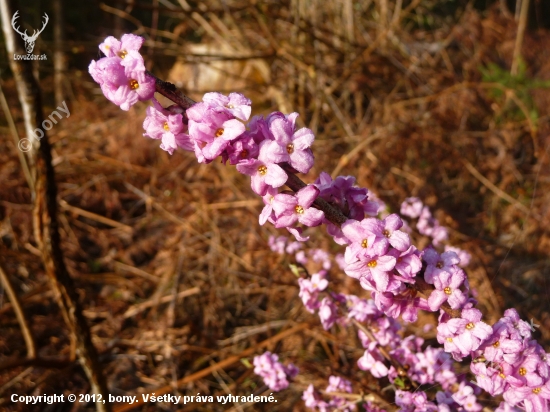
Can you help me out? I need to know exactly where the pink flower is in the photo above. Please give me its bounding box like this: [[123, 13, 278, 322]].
[[451, 382, 482, 411], [427, 267, 467, 311], [395, 390, 439, 411], [387, 246, 422, 280], [143, 98, 192, 154], [89, 35, 155, 111], [268, 235, 287, 254], [326, 376, 354, 410], [272, 185, 324, 228], [344, 253, 396, 293], [236, 140, 288, 195], [302, 385, 329, 410], [423, 248, 460, 285], [400, 197, 423, 218], [187, 102, 246, 162], [202, 92, 252, 121], [503, 378, 550, 411], [341, 218, 389, 264], [357, 350, 388, 378], [315, 173, 379, 220], [298, 272, 328, 314], [226, 133, 259, 165], [437, 308, 492, 360], [445, 246, 472, 267], [253, 351, 298, 392], [99, 34, 145, 58], [381, 214, 410, 251], [470, 362, 508, 396], [417, 206, 449, 246], [318, 297, 338, 330], [259, 187, 278, 225], [266, 112, 315, 174]]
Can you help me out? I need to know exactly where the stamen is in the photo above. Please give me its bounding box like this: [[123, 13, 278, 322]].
[[519, 367, 527, 376], [286, 143, 294, 154], [258, 165, 267, 175], [118, 50, 128, 58], [361, 239, 368, 248], [215, 128, 224, 137], [163, 122, 170, 131], [367, 260, 377, 268], [382, 229, 390, 238], [295, 205, 304, 214], [436, 261, 444, 268], [129, 79, 139, 90], [465, 322, 474, 330], [444, 287, 452, 295]]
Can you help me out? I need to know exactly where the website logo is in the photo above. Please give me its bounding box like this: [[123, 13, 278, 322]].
[[11, 10, 48, 60]]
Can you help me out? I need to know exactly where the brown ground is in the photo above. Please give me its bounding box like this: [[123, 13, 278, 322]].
[[1, 1, 550, 411]]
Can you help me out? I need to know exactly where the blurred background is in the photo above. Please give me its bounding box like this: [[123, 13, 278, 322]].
[[1, 0, 550, 410]]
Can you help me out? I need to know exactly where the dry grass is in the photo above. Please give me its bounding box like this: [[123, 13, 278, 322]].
[[1, 1, 550, 411]]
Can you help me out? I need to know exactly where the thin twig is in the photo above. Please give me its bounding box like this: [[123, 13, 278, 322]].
[[122, 286, 200, 318], [59, 199, 134, 232], [0, 79, 34, 193], [511, 0, 529, 76], [114, 261, 159, 282], [0, 262, 36, 359], [463, 159, 534, 216]]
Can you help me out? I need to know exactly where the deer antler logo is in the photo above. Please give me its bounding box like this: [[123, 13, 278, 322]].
[[11, 11, 49, 54]]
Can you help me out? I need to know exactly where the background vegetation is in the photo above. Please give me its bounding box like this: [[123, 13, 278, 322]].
[[1, 0, 550, 410]]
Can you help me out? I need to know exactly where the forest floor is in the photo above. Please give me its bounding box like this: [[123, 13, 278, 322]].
[[1, 1, 550, 411]]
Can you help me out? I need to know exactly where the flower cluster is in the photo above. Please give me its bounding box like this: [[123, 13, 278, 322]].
[[271, 236, 483, 410], [303, 376, 356, 411], [253, 351, 298, 391], [470, 309, 550, 411], [89, 34, 155, 110], [401, 197, 448, 246], [341, 213, 424, 322], [90, 34, 550, 411]]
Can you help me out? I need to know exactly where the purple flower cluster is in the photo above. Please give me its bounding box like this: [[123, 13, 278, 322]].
[[314, 173, 381, 245], [166, 95, 323, 237], [253, 351, 298, 391], [89, 34, 155, 111], [298, 271, 328, 314], [341, 213, 425, 322], [91, 36, 321, 240], [401, 197, 448, 246], [271, 237, 485, 410], [186, 93, 248, 162], [270, 234, 550, 411], [470, 309, 550, 411], [303, 376, 356, 411], [444, 245, 472, 267], [91, 36, 550, 411]]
